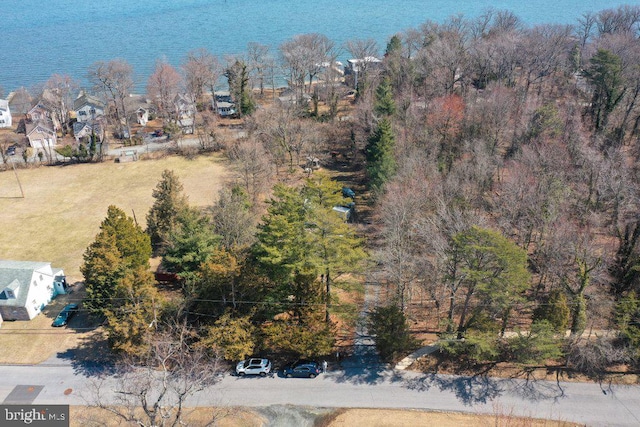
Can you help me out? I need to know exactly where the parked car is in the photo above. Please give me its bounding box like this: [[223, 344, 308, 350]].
[[152, 129, 164, 137], [235, 358, 272, 376], [51, 303, 79, 327], [282, 360, 322, 378], [5, 144, 17, 156], [342, 187, 355, 199]]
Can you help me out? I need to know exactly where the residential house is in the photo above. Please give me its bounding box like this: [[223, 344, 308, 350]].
[[136, 107, 149, 126], [74, 92, 105, 123], [174, 94, 195, 119], [26, 103, 52, 123], [344, 57, 383, 87], [0, 260, 67, 322], [0, 99, 11, 128], [72, 120, 104, 143], [277, 88, 312, 106], [174, 94, 196, 133], [26, 120, 57, 149], [213, 91, 236, 117]]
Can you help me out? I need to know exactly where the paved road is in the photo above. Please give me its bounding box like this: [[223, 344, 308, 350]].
[[1, 356, 639, 426]]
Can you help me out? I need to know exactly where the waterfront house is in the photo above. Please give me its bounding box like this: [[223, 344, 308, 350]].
[[26, 120, 57, 149], [213, 91, 236, 117], [136, 107, 149, 126], [0, 260, 67, 322], [0, 99, 12, 128], [73, 120, 104, 143], [174, 94, 195, 120], [344, 57, 383, 87], [74, 92, 105, 123]]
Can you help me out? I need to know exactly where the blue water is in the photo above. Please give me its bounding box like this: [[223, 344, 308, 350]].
[[2, 0, 639, 92]]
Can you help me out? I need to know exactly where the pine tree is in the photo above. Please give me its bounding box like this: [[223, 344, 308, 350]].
[[365, 118, 397, 192], [582, 49, 625, 132], [146, 169, 189, 254], [256, 176, 366, 322], [374, 77, 396, 118], [255, 184, 313, 287], [302, 172, 366, 321], [81, 206, 151, 316], [163, 206, 220, 283], [104, 267, 163, 357], [81, 231, 123, 315], [200, 311, 256, 361], [447, 226, 531, 338], [100, 205, 151, 270]]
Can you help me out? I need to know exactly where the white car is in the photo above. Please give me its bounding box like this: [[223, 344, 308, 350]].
[[235, 358, 272, 376]]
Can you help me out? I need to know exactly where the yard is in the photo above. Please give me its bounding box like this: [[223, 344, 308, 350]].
[[0, 154, 230, 279]]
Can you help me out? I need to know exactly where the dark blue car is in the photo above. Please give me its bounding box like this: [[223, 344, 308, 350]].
[[283, 360, 322, 378], [51, 303, 79, 327]]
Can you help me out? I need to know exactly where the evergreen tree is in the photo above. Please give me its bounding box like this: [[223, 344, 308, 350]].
[[446, 226, 531, 338], [532, 289, 571, 333], [369, 304, 418, 362], [225, 59, 255, 117], [200, 311, 256, 361], [254, 184, 313, 287], [385, 35, 402, 57], [582, 49, 625, 132], [195, 248, 242, 316], [163, 206, 220, 283], [374, 77, 396, 118], [104, 266, 163, 357], [256, 177, 366, 322], [302, 172, 366, 321], [615, 291, 640, 359], [146, 170, 189, 254], [81, 206, 151, 316], [366, 118, 397, 192], [81, 231, 123, 316], [261, 309, 335, 358], [100, 205, 151, 270]]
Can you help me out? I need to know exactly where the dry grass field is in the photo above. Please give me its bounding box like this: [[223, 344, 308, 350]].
[[0, 154, 231, 279], [69, 406, 575, 427]]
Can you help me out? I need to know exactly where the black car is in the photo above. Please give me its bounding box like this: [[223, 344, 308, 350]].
[[5, 144, 17, 156], [51, 303, 79, 327], [283, 360, 322, 378]]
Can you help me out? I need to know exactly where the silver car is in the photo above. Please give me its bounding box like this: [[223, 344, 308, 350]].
[[235, 358, 272, 376]]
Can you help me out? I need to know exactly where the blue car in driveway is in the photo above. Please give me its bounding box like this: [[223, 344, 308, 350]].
[[283, 360, 322, 378], [51, 303, 79, 327]]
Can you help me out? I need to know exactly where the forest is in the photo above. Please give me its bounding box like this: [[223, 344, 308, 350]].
[[40, 4, 640, 386]]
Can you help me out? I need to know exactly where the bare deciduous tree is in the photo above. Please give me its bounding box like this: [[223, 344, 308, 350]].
[[227, 136, 274, 205], [183, 48, 221, 107], [247, 42, 271, 98], [147, 58, 183, 120], [88, 324, 226, 427], [41, 74, 77, 135], [89, 59, 134, 140]]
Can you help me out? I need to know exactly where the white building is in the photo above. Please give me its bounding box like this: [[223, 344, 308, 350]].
[[0, 99, 12, 128], [0, 260, 67, 322]]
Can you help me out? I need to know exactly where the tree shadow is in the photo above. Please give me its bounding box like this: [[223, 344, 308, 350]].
[[507, 376, 566, 402], [56, 329, 117, 377], [404, 371, 569, 406], [404, 373, 503, 406], [330, 364, 405, 385]]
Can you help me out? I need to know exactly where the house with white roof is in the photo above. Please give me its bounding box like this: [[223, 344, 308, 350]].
[[0, 260, 67, 322], [0, 99, 12, 128]]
